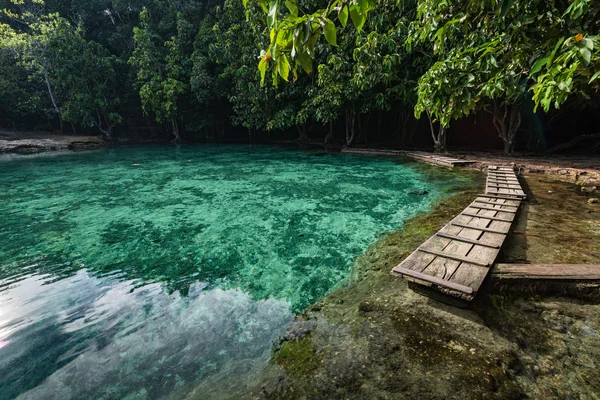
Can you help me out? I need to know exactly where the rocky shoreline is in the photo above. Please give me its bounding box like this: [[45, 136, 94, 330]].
[[0, 130, 106, 153], [246, 169, 600, 400]]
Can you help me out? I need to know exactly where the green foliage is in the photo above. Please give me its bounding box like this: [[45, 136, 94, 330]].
[[1, 0, 600, 152], [1, 3, 123, 135], [248, 0, 374, 86]]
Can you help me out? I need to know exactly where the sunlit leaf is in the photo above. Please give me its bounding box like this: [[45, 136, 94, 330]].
[[580, 47, 591, 66], [258, 56, 268, 86], [349, 5, 366, 33], [530, 57, 549, 75], [285, 0, 298, 17], [267, 0, 278, 30], [323, 19, 337, 46], [338, 5, 348, 27], [278, 54, 290, 81]]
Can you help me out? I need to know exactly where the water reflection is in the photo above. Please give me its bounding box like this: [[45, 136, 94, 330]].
[[0, 271, 292, 399]]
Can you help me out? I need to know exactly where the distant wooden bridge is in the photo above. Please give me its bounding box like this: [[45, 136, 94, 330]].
[[391, 165, 526, 303], [341, 148, 476, 169]]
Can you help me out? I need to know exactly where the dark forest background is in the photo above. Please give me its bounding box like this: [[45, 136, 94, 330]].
[[1, 0, 599, 153]]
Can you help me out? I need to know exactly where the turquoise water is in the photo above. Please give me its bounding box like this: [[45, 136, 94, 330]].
[[0, 145, 471, 399]]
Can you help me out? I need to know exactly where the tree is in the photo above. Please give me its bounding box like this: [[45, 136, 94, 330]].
[[129, 8, 191, 142], [529, 0, 600, 112]]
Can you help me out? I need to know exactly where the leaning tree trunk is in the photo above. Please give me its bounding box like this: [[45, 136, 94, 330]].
[[171, 119, 181, 144], [426, 111, 447, 153], [96, 110, 114, 140], [296, 124, 308, 143], [324, 120, 333, 144], [43, 67, 63, 133], [345, 109, 356, 146], [490, 102, 521, 155]]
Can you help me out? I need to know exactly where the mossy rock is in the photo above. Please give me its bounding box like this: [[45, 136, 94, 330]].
[[272, 335, 322, 379]]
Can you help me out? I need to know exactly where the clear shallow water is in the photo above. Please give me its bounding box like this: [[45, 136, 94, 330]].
[[0, 145, 472, 399]]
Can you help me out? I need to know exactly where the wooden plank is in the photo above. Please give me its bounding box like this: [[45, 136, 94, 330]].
[[487, 178, 520, 183], [392, 266, 474, 294], [478, 193, 525, 200], [468, 205, 517, 213], [487, 183, 523, 188], [435, 232, 500, 248], [417, 247, 490, 267], [461, 212, 514, 222], [474, 198, 520, 207], [446, 207, 504, 290], [450, 221, 509, 234], [421, 219, 482, 280], [492, 264, 600, 280]]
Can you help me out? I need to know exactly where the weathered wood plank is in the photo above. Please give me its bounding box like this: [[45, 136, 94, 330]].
[[474, 198, 521, 207], [468, 204, 517, 213], [460, 212, 514, 222], [492, 264, 600, 280], [450, 221, 510, 234], [417, 247, 491, 266], [392, 266, 474, 294], [421, 223, 476, 280], [478, 193, 526, 200], [435, 232, 500, 248]]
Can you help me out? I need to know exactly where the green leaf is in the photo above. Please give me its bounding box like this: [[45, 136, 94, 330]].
[[338, 5, 348, 27], [350, 5, 367, 33], [258, 57, 268, 86], [589, 70, 600, 83], [580, 47, 591, 66], [358, 0, 370, 13], [500, 0, 515, 18], [259, 0, 268, 13], [530, 57, 549, 75], [580, 38, 594, 51], [323, 19, 337, 46], [278, 54, 290, 81], [285, 0, 298, 17], [267, 0, 278, 30], [547, 37, 564, 67], [297, 51, 313, 73]]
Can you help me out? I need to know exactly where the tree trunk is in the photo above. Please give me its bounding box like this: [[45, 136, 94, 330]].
[[490, 102, 521, 155], [345, 109, 356, 147], [324, 121, 333, 144], [43, 67, 62, 133], [296, 124, 308, 143], [171, 119, 181, 143], [96, 110, 113, 140], [426, 111, 447, 153], [71, 123, 77, 135]]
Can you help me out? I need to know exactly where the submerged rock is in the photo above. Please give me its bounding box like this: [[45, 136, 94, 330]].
[[407, 188, 429, 195], [581, 185, 597, 193]]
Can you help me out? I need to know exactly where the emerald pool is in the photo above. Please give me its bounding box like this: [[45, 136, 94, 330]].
[[0, 145, 472, 399]]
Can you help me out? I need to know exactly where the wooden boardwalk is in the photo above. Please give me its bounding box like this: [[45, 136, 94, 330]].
[[391, 166, 525, 302], [404, 151, 476, 169], [486, 165, 526, 199], [341, 148, 475, 169], [492, 264, 600, 281]]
